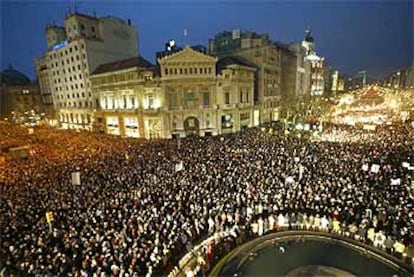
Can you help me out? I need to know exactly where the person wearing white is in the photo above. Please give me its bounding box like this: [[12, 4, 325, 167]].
[[269, 214, 275, 231], [278, 214, 285, 228], [321, 215, 329, 231], [258, 217, 264, 236]]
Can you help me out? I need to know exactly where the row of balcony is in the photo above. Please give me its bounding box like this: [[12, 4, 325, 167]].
[[98, 103, 254, 112]]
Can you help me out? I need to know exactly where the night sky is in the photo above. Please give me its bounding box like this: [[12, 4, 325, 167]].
[[1, 0, 412, 80]]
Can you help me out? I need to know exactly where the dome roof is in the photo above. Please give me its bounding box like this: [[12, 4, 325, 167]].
[[0, 65, 31, 86], [304, 29, 314, 43]]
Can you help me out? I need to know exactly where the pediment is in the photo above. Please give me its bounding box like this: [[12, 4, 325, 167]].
[[158, 46, 217, 64]]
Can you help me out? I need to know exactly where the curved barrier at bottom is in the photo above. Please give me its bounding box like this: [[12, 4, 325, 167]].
[[210, 231, 412, 276], [169, 229, 413, 276]]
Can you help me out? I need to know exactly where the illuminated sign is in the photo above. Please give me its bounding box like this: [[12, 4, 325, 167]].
[[52, 40, 69, 51]]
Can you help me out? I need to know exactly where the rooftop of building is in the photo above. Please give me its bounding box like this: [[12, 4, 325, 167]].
[[91, 56, 155, 75], [0, 65, 31, 86], [65, 11, 98, 21], [156, 44, 208, 60], [304, 28, 315, 43], [45, 24, 66, 31], [65, 11, 130, 25], [216, 56, 258, 73], [212, 30, 270, 41]]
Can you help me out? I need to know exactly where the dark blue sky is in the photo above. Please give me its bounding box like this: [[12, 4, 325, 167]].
[[1, 0, 412, 80]]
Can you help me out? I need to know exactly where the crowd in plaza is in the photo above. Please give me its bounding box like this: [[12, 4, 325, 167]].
[[1, 121, 414, 276]]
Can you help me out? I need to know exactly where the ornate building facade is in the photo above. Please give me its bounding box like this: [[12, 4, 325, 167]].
[[90, 46, 257, 139]]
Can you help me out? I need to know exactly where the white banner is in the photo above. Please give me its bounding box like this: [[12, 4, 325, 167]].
[[371, 164, 380, 173], [71, 172, 81, 185], [390, 178, 401, 186], [175, 161, 184, 172], [286, 176, 295, 184], [299, 165, 304, 180]]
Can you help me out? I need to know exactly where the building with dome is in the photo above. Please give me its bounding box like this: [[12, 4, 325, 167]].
[[0, 65, 45, 120], [302, 28, 325, 96]]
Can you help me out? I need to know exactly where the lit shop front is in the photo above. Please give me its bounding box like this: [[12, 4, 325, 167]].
[[124, 117, 139, 138], [106, 116, 120, 135]]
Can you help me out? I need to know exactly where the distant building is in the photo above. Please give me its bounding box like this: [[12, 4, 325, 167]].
[[0, 65, 44, 120], [384, 68, 414, 89], [302, 28, 325, 96], [286, 43, 311, 98], [323, 64, 332, 96], [90, 46, 257, 139], [35, 11, 139, 130], [208, 30, 281, 123]]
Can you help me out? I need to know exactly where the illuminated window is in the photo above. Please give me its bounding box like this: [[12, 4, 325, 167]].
[[147, 94, 155, 109], [184, 91, 194, 107], [130, 96, 135, 108]]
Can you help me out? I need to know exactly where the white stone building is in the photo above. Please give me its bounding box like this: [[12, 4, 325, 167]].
[[35, 12, 139, 130]]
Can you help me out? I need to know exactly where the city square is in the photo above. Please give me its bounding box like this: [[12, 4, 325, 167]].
[[0, 1, 413, 276]]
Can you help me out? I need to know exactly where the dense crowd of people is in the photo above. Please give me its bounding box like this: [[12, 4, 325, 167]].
[[1, 121, 413, 276]]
